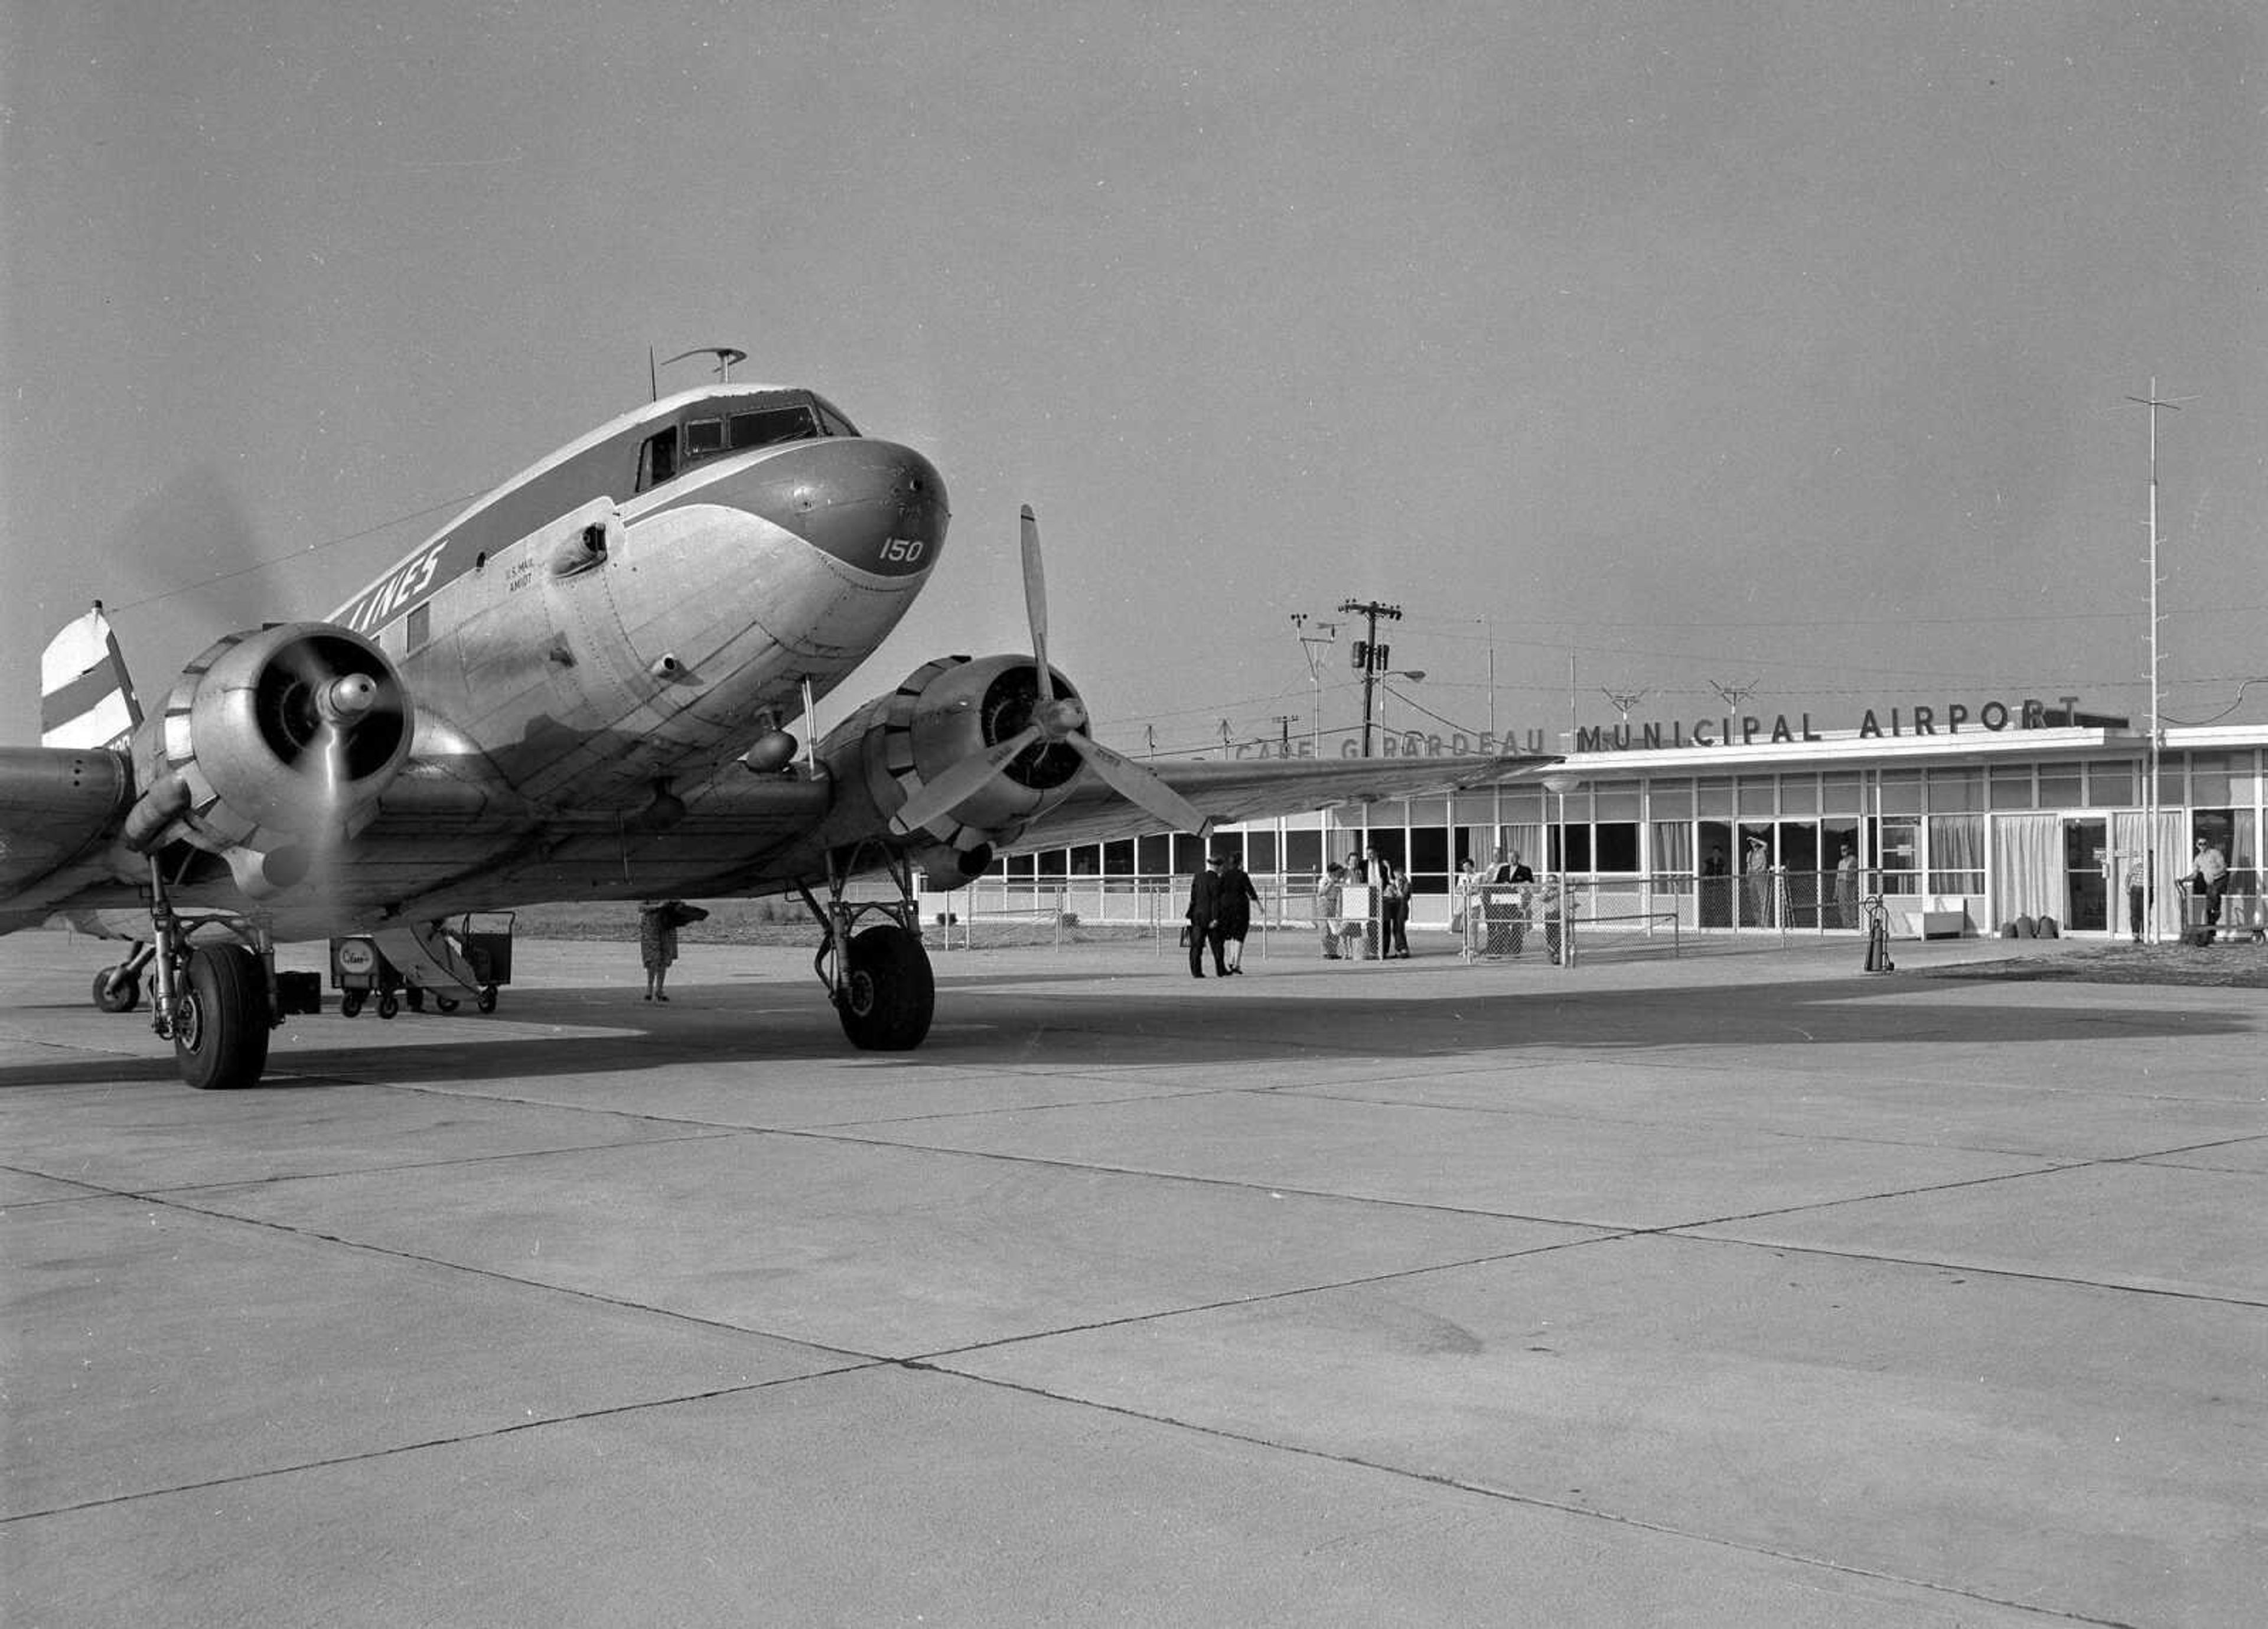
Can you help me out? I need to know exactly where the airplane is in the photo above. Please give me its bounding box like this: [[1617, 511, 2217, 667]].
[[2, 351, 1552, 1089]]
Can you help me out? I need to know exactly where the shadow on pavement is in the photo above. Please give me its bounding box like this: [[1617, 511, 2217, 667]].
[[2, 967, 2244, 1092]]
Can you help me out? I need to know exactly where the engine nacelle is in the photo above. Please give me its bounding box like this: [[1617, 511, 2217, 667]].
[[130, 624, 415, 891], [822, 654, 1085, 864]]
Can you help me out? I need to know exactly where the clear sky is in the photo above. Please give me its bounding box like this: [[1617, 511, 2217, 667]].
[[5, 2, 2263, 759]]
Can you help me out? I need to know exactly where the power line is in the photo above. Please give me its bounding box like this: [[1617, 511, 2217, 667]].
[[106, 487, 490, 614]]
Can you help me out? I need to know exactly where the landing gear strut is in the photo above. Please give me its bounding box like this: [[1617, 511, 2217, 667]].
[[800, 840, 934, 1051], [144, 856, 278, 1090]]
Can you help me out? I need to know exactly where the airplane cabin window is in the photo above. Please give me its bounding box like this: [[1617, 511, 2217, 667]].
[[686, 418, 725, 455]]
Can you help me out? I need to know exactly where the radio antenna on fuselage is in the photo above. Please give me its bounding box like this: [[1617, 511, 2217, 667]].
[[655, 346, 749, 393]]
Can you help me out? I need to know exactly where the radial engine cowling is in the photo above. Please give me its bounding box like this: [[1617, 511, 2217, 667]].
[[132, 623, 414, 894], [836, 654, 1086, 864]]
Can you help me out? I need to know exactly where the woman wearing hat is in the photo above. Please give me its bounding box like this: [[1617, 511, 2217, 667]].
[[1214, 851, 1260, 973]]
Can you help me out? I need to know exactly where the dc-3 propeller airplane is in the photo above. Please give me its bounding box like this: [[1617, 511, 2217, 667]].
[[3, 351, 1551, 1089]]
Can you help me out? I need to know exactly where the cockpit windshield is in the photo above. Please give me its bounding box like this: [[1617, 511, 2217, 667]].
[[636, 392, 860, 493]]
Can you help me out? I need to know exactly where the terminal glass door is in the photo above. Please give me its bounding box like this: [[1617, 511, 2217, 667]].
[[2064, 817, 2107, 933]]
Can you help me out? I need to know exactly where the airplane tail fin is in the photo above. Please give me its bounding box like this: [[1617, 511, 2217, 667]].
[[40, 602, 142, 750]]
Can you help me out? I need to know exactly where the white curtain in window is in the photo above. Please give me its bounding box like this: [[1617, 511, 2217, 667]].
[[1651, 821, 1693, 883], [2112, 811, 2190, 939], [1989, 813, 2060, 927], [1927, 813, 1985, 891]]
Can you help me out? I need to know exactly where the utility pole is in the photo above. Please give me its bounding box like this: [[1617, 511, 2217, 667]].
[[1710, 678, 1761, 712], [1270, 713, 1298, 755], [1338, 599, 1403, 756], [1485, 615, 1497, 742]]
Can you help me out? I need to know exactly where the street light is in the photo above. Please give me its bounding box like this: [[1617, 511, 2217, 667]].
[[1379, 669, 1427, 748], [1542, 773, 1581, 969]]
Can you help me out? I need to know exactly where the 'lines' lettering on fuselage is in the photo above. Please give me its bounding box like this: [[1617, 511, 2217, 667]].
[[335, 542, 449, 636]]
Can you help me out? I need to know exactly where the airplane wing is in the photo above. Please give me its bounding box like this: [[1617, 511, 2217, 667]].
[[0, 746, 135, 934], [1001, 751, 1556, 852]]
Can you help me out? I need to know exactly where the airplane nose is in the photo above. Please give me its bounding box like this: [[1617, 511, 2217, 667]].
[[737, 439, 949, 577]]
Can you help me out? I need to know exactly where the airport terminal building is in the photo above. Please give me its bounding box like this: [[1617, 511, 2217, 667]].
[[979, 699, 2266, 941]]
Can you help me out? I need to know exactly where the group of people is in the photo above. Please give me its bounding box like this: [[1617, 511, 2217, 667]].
[[1183, 851, 1262, 976], [2123, 836, 2233, 944], [1452, 851, 1560, 961], [1190, 843, 1421, 969], [1314, 845, 1412, 961]]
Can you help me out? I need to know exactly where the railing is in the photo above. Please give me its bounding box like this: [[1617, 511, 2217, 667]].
[[916, 869, 1901, 954], [1455, 878, 1680, 963], [915, 877, 1317, 959]]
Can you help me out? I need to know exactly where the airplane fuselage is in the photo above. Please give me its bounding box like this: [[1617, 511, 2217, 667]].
[[41, 383, 950, 940], [335, 384, 949, 809]]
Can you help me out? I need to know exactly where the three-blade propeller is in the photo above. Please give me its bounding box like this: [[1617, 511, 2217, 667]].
[[888, 506, 1213, 840]]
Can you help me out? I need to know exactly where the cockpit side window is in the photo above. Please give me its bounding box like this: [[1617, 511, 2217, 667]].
[[635, 428, 678, 493]]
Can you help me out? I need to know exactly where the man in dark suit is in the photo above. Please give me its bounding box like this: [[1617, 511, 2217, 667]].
[[1185, 855, 1227, 978]]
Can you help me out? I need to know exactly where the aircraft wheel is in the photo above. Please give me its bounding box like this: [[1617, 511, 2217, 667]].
[[377, 992, 400, 1021], [174, 944, 270, 1090], [93, 966, 141, 1014], [435, 995, 460, 1014], [835, 924, 934, 1051], [340, 991, 366, 1018], [477, 985, 497, 1014]]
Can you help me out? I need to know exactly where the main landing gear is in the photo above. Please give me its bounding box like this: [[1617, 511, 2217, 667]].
[[800, 840, 934, 1051], [129, 858, 314, 1090]]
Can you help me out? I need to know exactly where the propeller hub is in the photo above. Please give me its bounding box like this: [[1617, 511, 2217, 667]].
[[1034, 694, 1086, 740], [320, 673, 382, 725]]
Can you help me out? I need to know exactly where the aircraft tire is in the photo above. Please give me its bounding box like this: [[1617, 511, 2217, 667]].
[[477, 985, 497, 1014], [377, 992, 400, 1020], [340, 991, 366, 1018], [174, 944, 271, 1090], [435, 995, 460, 1014], [93, 967, 141, 1014], [836, 924, 934, 1051]]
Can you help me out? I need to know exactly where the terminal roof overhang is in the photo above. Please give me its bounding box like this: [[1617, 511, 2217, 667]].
[[1547, 723, 2263, 779]]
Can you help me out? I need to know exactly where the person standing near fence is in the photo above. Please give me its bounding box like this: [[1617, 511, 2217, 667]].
[[1452, 859, 1481, 954], [1319, 863, 1351, 960], [1539, 874, 1565, 964], [1835, 841, 1860, 927], [1376, 851, 1411, 958], [1744, 835, 1772, 927], [1185, 856, 1226, 978], [1215, 853, 1259, 973], [2190, 836, 2228, 943], [2123, 851, 2148, 944]]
